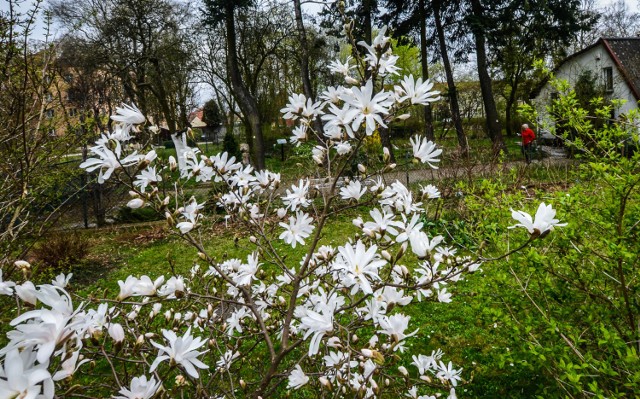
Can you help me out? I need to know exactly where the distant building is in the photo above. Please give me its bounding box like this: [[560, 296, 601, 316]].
[[533, 37, 640, 121]]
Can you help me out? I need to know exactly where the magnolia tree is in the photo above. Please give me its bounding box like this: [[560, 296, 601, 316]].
[[0, 26, 566, 399]]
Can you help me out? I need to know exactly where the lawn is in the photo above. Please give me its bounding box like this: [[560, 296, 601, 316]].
[[48, 160, 574, 398]]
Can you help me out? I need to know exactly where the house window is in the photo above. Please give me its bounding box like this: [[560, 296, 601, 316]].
[[68, 108, 78, 117], [603, 67, 613, 92]]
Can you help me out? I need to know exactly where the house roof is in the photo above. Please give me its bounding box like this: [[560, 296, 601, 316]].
[[602, 38, 640, 101], [532, 37, 640, 101]]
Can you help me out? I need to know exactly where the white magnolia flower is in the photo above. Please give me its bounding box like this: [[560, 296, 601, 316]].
[[437, 288, 452, 303], [363, 208, 400, 237], [340, 180, 367, 202], [406, 386, 436, 399], [282, 179, 311, 211], [409, 231, 444, 259], [281, 93, 307, 120], [436, 361, 462, 387], [134, 166, 162, 192], [420, 184, 441, 199], [378, 314, 418, 347], [111, 103, 145, 125], [334, 141, 352, 155], [80, 136, 142, 183], [322, 104, 354, 140], [0, 269, 16, 296], [51, 273, 73, 289], [509, 202, 567, 236], [279, 211, 315, 248], [294, 306, 334, 356], [312, 145, 326, 165], [216, 349, 240, 371], [290, 125, 308, 146], [397, 75, 441, 105], [287, 364, 309, 389], [410, 136, 442, 168], [333, 241, 386, 295], [177, 198, 204, 234], [233, 252, 261, 286], [0, 348, 53, 399], [379, 181, 423, 214], [158, 276, 186, 298], [342, 80, 392, 136], [117, 276, 138, 301], [328, 56, 355, 76], [15, 281, 38, 305], [133, 275, 164, 297], [113, 375, 161, 399], [412, 350, 443, 375], [150, 327, 209, 379], [320, 86, 345, 103]]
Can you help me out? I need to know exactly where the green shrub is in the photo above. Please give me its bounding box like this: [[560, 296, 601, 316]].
[[115, 206, 163, 223], [32, 232, 90, 275], [223, 131, 240, 159]]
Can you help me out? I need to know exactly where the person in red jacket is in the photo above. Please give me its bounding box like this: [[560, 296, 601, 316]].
[[520, 124, 536, 164]]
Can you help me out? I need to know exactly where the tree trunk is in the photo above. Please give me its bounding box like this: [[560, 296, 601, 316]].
[[293, 0, 324, 137], [470, 0, 505, 152], [433, 0, 467, 154], [419, 0, 435, 141], [505, 77, 518, 137], [224, 4, 265, 170]]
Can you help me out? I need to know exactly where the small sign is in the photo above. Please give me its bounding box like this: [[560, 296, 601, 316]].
[[276, 139, 287, 145]]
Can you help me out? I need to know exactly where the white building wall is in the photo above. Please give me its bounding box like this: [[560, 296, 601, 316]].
[[533, 44, 638, 129]]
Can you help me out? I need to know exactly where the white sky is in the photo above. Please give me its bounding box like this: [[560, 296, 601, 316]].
[[2, 0, 638, 42]]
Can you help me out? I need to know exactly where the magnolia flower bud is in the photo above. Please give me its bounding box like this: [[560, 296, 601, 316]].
[[383, 147, 390, 163], [396, 113, 411, 120], [108, 323, 125, 343], [169, 156, 177, 171], [345, 76, 359, 85], [175, 375, 187, 386], [127, 198, 144, 209], [363, 228, 375, 238], [361, 349, 373, 357], [398, 366, 408, 376], [250, 236, 257, 243], [277, 208, 287, 218], [319, 376, 332, 390], [240, 379, 247, 389], [381, 250, 392, 262], [14, 260, 30, 270], [357, 164, 366, 174]]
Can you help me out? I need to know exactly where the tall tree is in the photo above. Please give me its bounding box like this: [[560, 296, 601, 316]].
[[432, 0, 468, 154], [488, 0, 597, 136], [381, 0, 436, 141], [204, 0, 274, 170], [50, 0, 198, 137], [468, 0, 504, 150], [599, 0, 640, 37]]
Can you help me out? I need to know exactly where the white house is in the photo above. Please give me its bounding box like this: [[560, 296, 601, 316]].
[[533, 38, 640, 123]]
